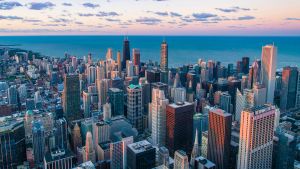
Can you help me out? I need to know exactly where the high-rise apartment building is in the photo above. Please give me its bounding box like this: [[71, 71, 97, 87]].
[[261, 45, 277, 103], [207, 108, 232, 169], [237, 105, 275, 169]]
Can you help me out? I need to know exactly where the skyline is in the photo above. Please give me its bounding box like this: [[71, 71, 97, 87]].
[[0, 0, 300, 36]]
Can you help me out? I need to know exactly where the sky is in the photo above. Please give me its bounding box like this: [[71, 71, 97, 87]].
[[0, 0, 300, 36]]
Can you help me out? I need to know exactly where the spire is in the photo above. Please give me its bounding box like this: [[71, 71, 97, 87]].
[[190, 129, 199, 167]]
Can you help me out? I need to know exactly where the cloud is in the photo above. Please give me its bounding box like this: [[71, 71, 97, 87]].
[[216, 6, 250, 13], [193, 13, 217, 21], [52, 18, 71, 23], [136, 17, 161, 25], [62, 3, 72, 6], [237, 15, 255, 20], [0, 15, 23, 20], [23, 19, 42, 23], [75, 21, 83, 25], [0, 1, 22, 10], [96, 11, 120, 17], [78, 13, 94, 17], [82, 3, 99, 8], [28, 2, 55, 10], [106, 18, 120, 22], [154, 12, 168, 16], [286, 18, 300, 21], [170, 12, 182, 17]]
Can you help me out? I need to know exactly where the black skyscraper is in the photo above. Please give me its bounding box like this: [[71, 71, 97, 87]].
[[122, 37, 130, 70], [242, 57, 250, 74]]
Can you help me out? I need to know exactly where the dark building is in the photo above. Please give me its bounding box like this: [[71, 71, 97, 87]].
[[127, 140, 156, 169], [63, 74, 81, 122], [151, 82, 169, 100], [242, 57, 249, 74], [228, 79, 241, 118], [145, 69, 160, 83], [55, 118, 68, 149], [0, 119, 26, 168], [166, 102, 194, 156], [111, 77, 124, 90], [44, 148, 75, 169], [280, 66, 298, 111], [207, 108, 232, 169], [273, 128, 296, 169], [122, 37, 130, 70], [108, 88, 124, 116]]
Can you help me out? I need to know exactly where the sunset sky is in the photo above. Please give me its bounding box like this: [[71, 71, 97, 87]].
[[0, 0, 300, 35]]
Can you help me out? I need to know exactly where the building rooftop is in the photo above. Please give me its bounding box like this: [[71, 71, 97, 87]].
[[195, 156, 215, 168], [44, 148, 75, 163], [128, 140, 154, 154], [168, 101, 193, 109], [0, 116, 23, 133]]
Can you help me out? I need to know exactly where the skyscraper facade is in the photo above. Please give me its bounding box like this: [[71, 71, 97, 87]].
[[280, 66, 298, 110], [127, 84, 143, 132], [32, 120, 45, 166], [108, 88, 124, 117], [151, 88, 169, 147], [173, 150, 189, 169], [83, 131, 96, 163], [237, 105, 275, 169], [166, 102, 194, 156], [63, 74, 81, 122], [160, 41, 168, 71], [132, 48, 140, 66], [261, 45, 277, 103], [207, 108, 232, 169], [122, 37, 130, 70]]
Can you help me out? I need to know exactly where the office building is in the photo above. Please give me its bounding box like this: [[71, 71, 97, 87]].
[[280, 66, 298, 110], [44, 149, 75, 169], [55, 118, 68, 150], [32, 120, 45, 166], [253, 83, 267, 106], [151, 88, 169, 147], [127, 140, 156, 169], [97, 79, 111, 108], [82, 132, 96, 163], [122, 37, 130, 70], [194, 156, 216, 169], [160, 40, 168, 71], [261, 45, 277, 103], [0, 118, 26, 168], [173, 150, 189, 169], [133, 48, 140, 66], [237, 105, 275, 169], [82, 91, 91, 118], [166, 102, 194, 156], [63, 74, 81, 122], [110, 135, 134, 169], [219, 92, 231, 113], [208, 108, 232, 169], [127, 84, 143, 132]]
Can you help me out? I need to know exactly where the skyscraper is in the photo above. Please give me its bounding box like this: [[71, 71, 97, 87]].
[[219, 92, 232, 113], [108, 88, 124, 117], [7, 85, 18, 105], [127, 84, 143, 132], [0, 118, 26, 168], [55, 118, 68, 150], [173, 150, 189, 169], [207, 108, 232, 169], [83, 132, 96, 163], [97, 79, 111, 108], [280, 66, 298, 110], [63, 74, 81, 122], [242, 57, 250, 74], [132, 48, 140, 66], [83, 91, 91, 118], [237, 105, 275, 169], [151, 88, 169, 147], [190, 129, 200, 167], [117, 50, 122, 76], [32, 120, 45, 166], [166, 102, 194, 156], [261, 45, 277, 103], [127, 140, 156, 169], [122, 37, 130, 70], [160, 40, 168, 71]]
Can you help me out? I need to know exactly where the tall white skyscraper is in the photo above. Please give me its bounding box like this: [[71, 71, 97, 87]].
[[237, 105, 275, 169], [261, 45, 277, 103], [151, 88, 169, 147]]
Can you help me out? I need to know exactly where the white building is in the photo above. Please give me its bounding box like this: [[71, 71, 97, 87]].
[[237, 104, 275, 169]]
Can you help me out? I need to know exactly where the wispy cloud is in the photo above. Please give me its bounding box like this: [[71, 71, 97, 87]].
[[78, 13, 94, 17], [216, 6, 250, 13], [136, 17, 161, 25], [82, 2, 99, 8], [96, 11, 120, 17], [286, 17, 300, 21], [193, 13, 217, 21], [23, 19, 42, 23], [28, 2, 55, 10], [0, 1, 22, 10], [154, 11, 168, 16], [237, 15, 255, 20], [170, 12, 182, 17], [62, 3, 72, 6], [0, 15, 23, 20], [106, 18, 120, 22]]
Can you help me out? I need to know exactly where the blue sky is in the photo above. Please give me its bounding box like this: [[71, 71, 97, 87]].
[[0, 0, 300, 35]]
